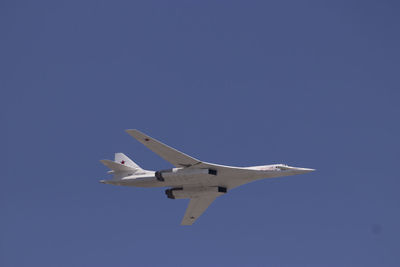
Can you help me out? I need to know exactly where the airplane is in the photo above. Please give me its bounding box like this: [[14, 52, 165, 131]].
[[100, 129, 315, 225]]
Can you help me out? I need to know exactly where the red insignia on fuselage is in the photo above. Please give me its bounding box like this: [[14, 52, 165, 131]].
[[120, 160, 125, 164]]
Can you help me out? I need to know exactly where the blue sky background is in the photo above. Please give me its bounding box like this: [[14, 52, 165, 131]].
[[2, 1, 400, 266]]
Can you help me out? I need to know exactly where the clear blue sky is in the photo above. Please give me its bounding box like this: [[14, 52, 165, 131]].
[[2, 1, 400, 266]]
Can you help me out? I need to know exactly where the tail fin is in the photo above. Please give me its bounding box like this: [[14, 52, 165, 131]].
[[114, 153, 142, 169], [100, 153, 144, 174]]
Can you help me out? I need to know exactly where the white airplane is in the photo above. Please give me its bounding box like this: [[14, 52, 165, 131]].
[[100, 130, 314, 225]]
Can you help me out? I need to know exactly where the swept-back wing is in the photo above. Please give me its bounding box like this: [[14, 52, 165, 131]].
[[125, 129, 201, 168], [181, 197, 216, 225]]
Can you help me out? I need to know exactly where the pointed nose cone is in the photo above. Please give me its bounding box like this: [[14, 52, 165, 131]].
[[295, 167, 315, 174]]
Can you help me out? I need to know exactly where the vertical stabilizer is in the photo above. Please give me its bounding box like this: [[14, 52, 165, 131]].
[[100, 153, 144, 174], [114, 153, 142, 170]]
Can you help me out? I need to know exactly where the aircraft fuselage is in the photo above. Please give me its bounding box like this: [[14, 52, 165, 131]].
[[100, 163, 313, 189]]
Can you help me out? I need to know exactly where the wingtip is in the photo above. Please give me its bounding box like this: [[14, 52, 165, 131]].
[[125, 129, 144, 138], [125, 129, 139, 134], [181, 221, 194, 226], [125, 129, 151, 141]]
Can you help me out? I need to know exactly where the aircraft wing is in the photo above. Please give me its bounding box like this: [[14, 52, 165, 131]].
[[126, 129, 201, 168], [181, 197, 217, 225]]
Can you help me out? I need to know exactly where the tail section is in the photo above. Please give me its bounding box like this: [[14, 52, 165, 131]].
[[100, 160, 136, 172], [100, 153, 145, 179], [114, 153, 142, 169]]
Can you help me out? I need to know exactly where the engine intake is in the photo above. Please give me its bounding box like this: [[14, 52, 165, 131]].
[[155, 171, 165, 181], [165, 187, 183, 199]]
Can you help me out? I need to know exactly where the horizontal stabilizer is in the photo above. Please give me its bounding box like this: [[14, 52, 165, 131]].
[[100, 159, 135, 172]]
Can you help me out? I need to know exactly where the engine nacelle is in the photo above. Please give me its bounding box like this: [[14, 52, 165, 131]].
[[155, 168, 217, 182], [165, 186, 227, 199]]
